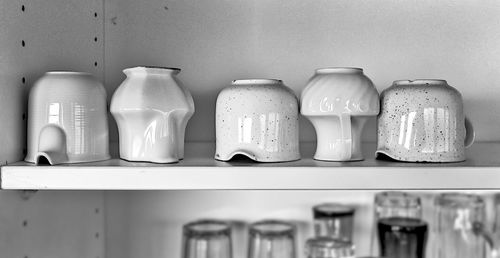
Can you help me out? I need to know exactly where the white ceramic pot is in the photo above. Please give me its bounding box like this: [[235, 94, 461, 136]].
[[25, 71, 110, 165], [110, 66, 195, 163], [215, 79, 300, 162], [376, 79, 475, 162], [301, 68, 380, 161]]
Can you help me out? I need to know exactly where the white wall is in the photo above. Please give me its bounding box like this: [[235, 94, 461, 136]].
[[104, 0, 500, 143]]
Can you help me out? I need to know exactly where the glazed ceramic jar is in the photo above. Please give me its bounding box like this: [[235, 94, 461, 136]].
[[110, 66, 195, 163], [215, 79, 300, 162], [376, 79, 474, 162], [301, 67, 379, 161], [25, 71, 110, 165]]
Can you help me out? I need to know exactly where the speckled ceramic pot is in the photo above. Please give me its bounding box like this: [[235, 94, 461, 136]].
[[376, 79, 475, 162], [301, 68, 379, 161], [215, 79, 300, 162], [110, 66, 195, 163]]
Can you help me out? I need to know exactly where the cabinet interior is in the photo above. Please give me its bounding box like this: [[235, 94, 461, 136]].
[[0, 0, 499, 258]]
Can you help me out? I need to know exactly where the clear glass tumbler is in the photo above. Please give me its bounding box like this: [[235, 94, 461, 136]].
[[248, 220, 296, 258], [313, 203, 355, 242], [182, 219, 233, 258], [432, 193, 498, 258], [305, 237, 355, 258]]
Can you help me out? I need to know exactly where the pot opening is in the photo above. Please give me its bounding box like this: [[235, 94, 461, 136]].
[[46, 71, 92, 76], [315, 67, 363, 74], [123, 66, 181, 75], [393, 79, 447, 86], [231, 79, 282, 85]]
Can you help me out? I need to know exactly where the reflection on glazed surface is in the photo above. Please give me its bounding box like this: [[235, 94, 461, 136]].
[[114, 111, 181, 163], [232, 112, 298, 153], [393, 108, 455, 152], [376, 80, 471, 162], [301, 67, 379, 161], [215, 79, 300, 162], [25, 72, 110, 164], [110, 67, 195, 164]]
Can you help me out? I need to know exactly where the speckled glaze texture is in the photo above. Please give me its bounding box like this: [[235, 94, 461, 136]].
[[301, 68, 379, 161], [110, 67, 195, 163], [215, 79, 300, 162], [25, 72, 110, 165], [376, 79, 475, 162]]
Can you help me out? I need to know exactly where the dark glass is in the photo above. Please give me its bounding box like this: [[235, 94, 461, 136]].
[[313, 203, 355, 242], [377, 217, 428, 258]]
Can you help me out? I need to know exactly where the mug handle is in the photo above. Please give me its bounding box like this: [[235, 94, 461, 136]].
[[473, 222, 500, 258], [464, 117, 475, 148], [339, 114, 352, 160]]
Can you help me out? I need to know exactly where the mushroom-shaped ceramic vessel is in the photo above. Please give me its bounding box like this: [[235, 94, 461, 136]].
[[25, 71, 110, 165], [376, 79, 474, 162], [110, 66, 195, 163], [215, 79, 300, 162], [301, 68, 379, 161]]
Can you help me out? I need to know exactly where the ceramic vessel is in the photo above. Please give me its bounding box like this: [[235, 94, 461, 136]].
[[110, 66, 195, 163], [215, 79, 300, 162], [301, 67, 379, 161], [376, 79, 474, 162], [25, 71, 110, 165]]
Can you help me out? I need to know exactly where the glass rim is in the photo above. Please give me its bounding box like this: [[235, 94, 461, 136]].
[[249, 220, 295, 237], [435, 192, 485, 209], [375, 191, 421, 208], [183, 219, 231, 238], [313, 203, 355, 218]]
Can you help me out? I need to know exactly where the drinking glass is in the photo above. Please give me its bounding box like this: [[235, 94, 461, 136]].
[[313, 203, 355, 242], [374, 191, 422, 219], [377, 217, 427, 258], [432, 193, 498, 258], [182, 219, 232, 258], [371, 191, 425, 257], [305, 237, 355, 258], [248, 220, 296, 258]]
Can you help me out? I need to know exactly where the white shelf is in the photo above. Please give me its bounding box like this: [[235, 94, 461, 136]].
[[1, 142, 500, 190]]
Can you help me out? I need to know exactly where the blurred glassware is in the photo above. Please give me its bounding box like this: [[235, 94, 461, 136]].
[[182, 219, 232, 258], [371, 191, 423, 257], [377, 216, 427, 258], [248, 220, 296, 258], [305, 237, 355, 258], [313, 203, 355, 242], [432, 193, 498, 258]]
